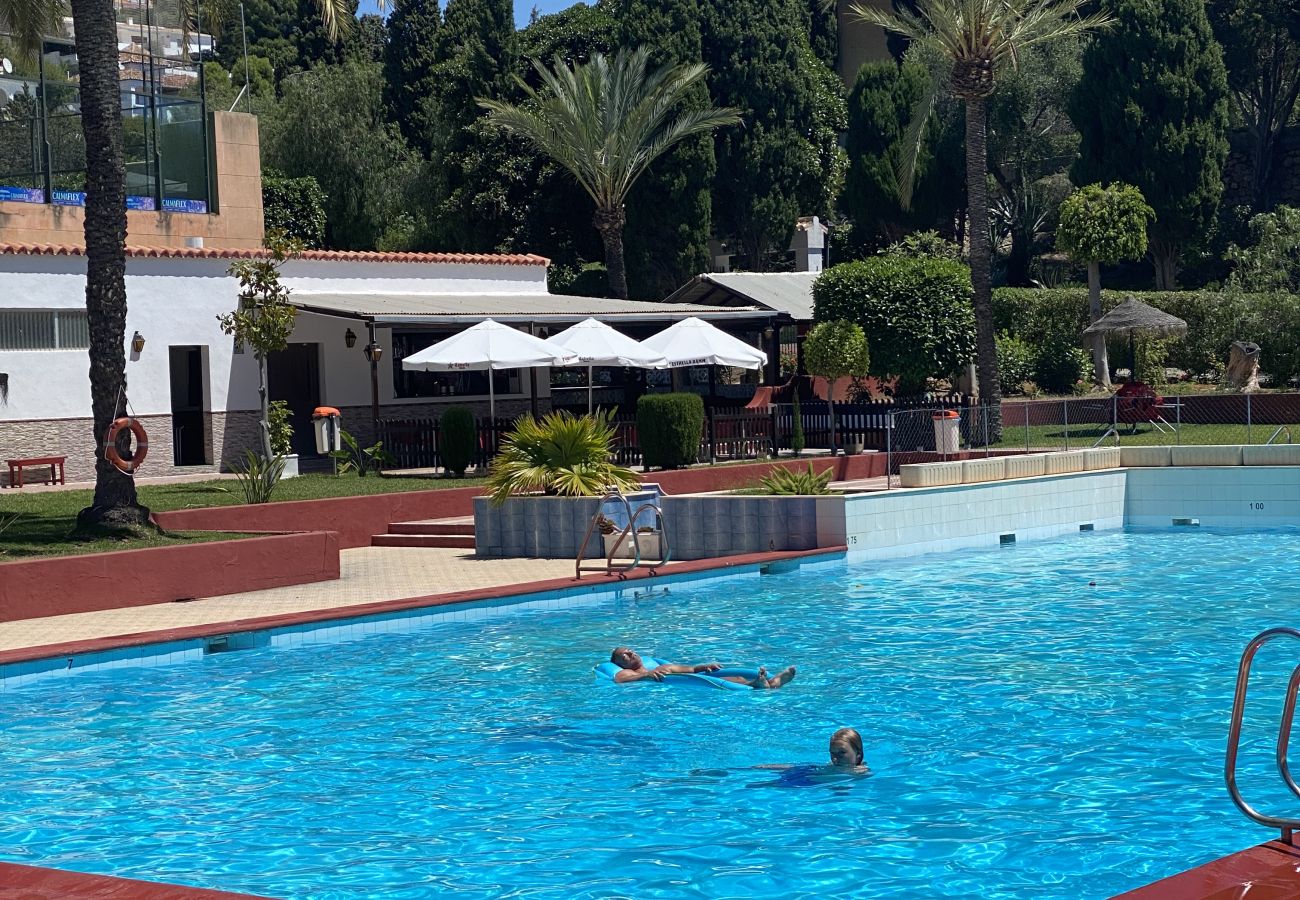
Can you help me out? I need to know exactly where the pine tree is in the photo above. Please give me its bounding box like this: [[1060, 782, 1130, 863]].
[[703, 0, 846, 269], [609, 0, 715, 299], [1070, 0, 1230, 288], [384, 0, 441, 151]]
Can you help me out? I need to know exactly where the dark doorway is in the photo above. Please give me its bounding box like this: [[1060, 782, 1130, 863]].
[[269, 342, 321, 456], [169, 345, 207, 466]]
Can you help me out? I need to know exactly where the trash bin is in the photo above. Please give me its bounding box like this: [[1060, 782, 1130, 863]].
[[932, 409, 961, 454], [312, 406, 343, 453]]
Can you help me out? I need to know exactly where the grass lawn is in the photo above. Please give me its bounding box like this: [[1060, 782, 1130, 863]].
[[990, 421, 1300, 449], [0, 473, 487, 561]]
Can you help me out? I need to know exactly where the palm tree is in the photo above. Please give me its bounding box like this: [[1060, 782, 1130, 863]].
[[851, 0, 1109, 432], [480, 47, 740, 300], [2, 0, 354, 534]]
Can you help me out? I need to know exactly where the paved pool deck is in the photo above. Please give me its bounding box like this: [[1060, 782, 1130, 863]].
[[0, 547, 682, 655]]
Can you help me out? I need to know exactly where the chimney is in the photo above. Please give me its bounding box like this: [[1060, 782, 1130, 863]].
[[789, 215, 828, 273], [707, 238, 732, 273]]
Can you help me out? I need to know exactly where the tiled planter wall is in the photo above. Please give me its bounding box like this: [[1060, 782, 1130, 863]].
[[473, 490, 660, 558], [660, 495, 844, 560]]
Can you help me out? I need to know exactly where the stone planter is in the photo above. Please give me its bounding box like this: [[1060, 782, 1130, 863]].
[[661, 494, 843, 560], [604, 530, 662, 559], [281, 453, 300, 479], [843, 440, 864, 456], [474, 489, 660, 559]]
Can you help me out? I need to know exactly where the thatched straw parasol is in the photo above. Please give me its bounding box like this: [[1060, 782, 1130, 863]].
[[1082, 296, 1188, 379]]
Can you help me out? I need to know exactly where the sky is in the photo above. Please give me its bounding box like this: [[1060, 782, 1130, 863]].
[[354, 0, 580, 31]]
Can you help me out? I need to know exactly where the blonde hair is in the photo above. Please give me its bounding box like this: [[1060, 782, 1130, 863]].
[[831, 727, 864, 765]]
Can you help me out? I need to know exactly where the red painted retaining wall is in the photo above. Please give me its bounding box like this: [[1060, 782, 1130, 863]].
[[153, 457, 891, 548], [0, 861, 271, 899], [0, 531, 339, 623]]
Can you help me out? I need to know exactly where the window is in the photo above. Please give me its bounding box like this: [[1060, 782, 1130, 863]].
[[391, 331, 521, 399], [0, 310, 91, 350]]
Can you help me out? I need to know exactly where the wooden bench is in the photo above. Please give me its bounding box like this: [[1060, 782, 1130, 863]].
[[5, 456, 67, 488]]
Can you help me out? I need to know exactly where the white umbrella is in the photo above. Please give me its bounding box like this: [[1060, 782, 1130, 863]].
[[401, 319, 576, 419], [549, 318, 669, 413], [639, 316, 767, 370]]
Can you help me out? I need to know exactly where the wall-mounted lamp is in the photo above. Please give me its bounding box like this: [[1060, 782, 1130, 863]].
[[344, 328, 357, 349], [363, 342, 384, 364], [763, 326, 775, 341], [131, 331, 146, 354]]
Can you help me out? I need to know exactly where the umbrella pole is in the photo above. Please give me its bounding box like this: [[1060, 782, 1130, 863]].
[[588, 365, 593, 416], [1129, 334, 1137, 382], [489, 371, 496, 421]]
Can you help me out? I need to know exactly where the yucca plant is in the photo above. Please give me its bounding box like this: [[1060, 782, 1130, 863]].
[[487, 410, 640, 505], [757, 463, 835, 496], [231, 450, 286, 504]]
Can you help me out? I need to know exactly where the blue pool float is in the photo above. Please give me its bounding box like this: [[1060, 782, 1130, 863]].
[[594, 656, 763, 690]]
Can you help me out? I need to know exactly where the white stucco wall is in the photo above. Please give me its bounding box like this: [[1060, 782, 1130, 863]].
[[0, 254, 551, 422]]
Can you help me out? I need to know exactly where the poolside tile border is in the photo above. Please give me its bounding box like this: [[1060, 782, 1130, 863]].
[[0, 546, 845, 669]]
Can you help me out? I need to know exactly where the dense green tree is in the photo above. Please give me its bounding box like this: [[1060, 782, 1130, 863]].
[[1056, 182, 1154, 385], [805, 0, 838, 70], [213, 0, 365, 85], [481, 48, 740, 298], [841, 59, 962, 254], [349, 13, 387, 64], [1070, 0, 1229, 289], [261, 61, 424, 249], [517, 1, 617, 72], [1226, 205, 1300, 292], [854, 0, 1108, 435], [703, 0, 846, 269], [383, 0, 441, 150], [610, 0, 715, 299], [1208, 0, 1300, 212], [262, 172, 328, 248], [987, 40, 1082, 286]]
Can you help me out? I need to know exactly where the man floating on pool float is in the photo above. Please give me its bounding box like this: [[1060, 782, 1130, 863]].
[[607, 647, 797, 689]]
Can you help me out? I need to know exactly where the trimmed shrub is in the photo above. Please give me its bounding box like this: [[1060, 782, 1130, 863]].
[[1034, 336, 1092, 394], [262, 174, 327, 249], [638, 393, 704, 470], [268, 399, 294, 456], [813, 256, 976, 394], [790, 391, 806, 456], [439, 406, 477, 477], [995, 333, 1036, 395]]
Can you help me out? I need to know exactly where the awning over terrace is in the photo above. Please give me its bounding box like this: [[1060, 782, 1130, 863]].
[[662, 272, 818, 322], [289, 291, 785, 328]]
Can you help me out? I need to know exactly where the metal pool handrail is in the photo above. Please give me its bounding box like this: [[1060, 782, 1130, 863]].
[[1225, 627, 1300, 843], [1267, 425, 1293, 445], [576, 489, 639, 580]]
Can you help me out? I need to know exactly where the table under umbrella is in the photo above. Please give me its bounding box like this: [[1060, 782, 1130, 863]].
[[548, 317, 668, 414], [401, 319, 576, 419]]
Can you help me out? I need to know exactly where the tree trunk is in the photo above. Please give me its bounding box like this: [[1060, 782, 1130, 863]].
[[257, 352, 273, 461], [1150, 240, 1179, 290], [593, 205, 629, 300], [827, 380, 838, 457], [964, 96, 1002, 440], [72, 0, 149, 535], [1087, 261, 1110, 388]]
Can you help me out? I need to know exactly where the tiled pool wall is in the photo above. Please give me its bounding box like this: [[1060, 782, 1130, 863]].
[[1125, 466, 1300, 527], [0, 554, 845, 694]]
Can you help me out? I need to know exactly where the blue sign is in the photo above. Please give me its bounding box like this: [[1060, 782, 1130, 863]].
[[162, 198, 208, 214], [126, 195, 157, 211], [0, 186, 45, 204], [51, 190, 85, 207]]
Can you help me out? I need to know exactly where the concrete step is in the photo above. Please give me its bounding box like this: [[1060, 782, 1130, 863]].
[[388, 520, 475, 536], [371, 534, 476, 549]]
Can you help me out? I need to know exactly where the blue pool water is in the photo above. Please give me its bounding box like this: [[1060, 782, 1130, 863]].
[[3, 527, 1300, 899]]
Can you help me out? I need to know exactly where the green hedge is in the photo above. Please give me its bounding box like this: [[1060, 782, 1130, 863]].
[[439, 406, 477, 477], [992, 288, 1300, 383], [637, 393, 704, 470]]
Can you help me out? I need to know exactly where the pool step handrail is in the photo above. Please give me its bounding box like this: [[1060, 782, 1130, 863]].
[[625, 500, 671, 571], [1225, 627, 1300, 844], [576, 488, 640, 579], [1267, 425, 1293, 445]]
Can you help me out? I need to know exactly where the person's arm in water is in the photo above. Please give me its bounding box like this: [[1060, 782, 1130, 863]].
[[613, 661, 722, 683]]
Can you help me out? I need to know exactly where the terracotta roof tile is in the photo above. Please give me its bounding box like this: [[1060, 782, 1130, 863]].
[[0, 243, 550, 266]]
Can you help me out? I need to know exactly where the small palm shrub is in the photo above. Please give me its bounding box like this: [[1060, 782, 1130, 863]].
[[487, 409, 640, 504], [440, 406, 477, 476], [331, 431, 394, 476], [231, 450, 286, 504], [757, 463, 835, 495], [637, 393, 704, 469]]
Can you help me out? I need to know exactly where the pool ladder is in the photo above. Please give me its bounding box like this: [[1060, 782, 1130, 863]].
[[575, 488, 671, 580], [1225, 627, 1300, 844]]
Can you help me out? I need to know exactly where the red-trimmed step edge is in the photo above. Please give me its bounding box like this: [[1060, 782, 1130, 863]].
[[0, 531, 340, 623], [1113, 839, 1300, 899], [0, 860, 271, 899]]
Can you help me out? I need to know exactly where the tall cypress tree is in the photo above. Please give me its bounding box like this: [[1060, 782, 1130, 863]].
[[703, 0, 846, 269], [384, 0, 441, 151], [610, 0, 715, 299], [1070, 0, 1230, 288], [424, 0, 522, 251]]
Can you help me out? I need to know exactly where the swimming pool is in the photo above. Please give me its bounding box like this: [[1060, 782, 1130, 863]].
[[3, 527, 1298, 899]]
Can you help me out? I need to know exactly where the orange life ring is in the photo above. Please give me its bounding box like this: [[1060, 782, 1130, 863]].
[[105, 417, 148, 474]]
